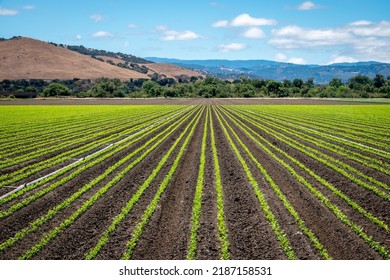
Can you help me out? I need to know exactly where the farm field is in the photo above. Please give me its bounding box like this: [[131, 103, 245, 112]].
[[0, 101, 389, 260]]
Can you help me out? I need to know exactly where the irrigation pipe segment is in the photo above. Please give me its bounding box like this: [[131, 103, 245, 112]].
[[0, 106, 194, 201], [241, 109, 389, 156]]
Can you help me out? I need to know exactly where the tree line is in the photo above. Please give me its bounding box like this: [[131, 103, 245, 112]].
[[1, 74, 390, 99]]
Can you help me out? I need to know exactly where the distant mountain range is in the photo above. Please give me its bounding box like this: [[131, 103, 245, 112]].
[[146, 57, 390, 84]]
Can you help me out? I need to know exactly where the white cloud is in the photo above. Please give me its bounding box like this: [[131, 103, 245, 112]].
[[124, 41, 130, 48], [75, 34, 82, 40], [90, 14, 103, 22], [269, 21, 390, 63], [156, 26, 203, 41], [241, 27, 265, 39], [270, 25, 352, 48], [212, 13, 277, 28], [349, 20, 372, 26], [288, 57, 306, 64], [273, 25, 351, 41], [218, 43, 247, 52], [327, 55, 358, 65], [23, 5, 35, 10], [346, 20, 390, 37], [212, 20, 229, 28], [92, 31, 114, 38], [275, 53, 287, 61], [162, 30, 201, 41], [128, 24, 137, 29], [0, 7, 18, 15], [298, 1, 318, 10], [231, 13, 277, 27], [275, 53, 306, 64]]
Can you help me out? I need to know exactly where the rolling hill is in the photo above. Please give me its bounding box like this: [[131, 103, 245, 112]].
[[0, 37, 203, 81], [0, 37, 150, 80]]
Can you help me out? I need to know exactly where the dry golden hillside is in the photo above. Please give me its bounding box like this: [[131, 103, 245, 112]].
[[0, 37, 149, 80], [95, 55, 203, 79], [141, 63, 203, 79]]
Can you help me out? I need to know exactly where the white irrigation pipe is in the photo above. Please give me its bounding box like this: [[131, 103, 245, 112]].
[[242, 109, 389, 156], [0, 106, 193, 201]]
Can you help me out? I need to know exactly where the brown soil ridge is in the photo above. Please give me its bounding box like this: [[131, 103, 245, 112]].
[[0, 37, 149, 80]]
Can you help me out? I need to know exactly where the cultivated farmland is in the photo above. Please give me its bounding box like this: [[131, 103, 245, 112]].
[[0, 101, 389, 260]]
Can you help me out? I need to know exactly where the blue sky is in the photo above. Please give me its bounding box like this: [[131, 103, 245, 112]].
[[1, 0, 389, 64]]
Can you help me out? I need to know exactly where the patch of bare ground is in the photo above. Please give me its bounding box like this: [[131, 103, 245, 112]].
[[1, 97, 373, 106], [195, 130, 220, 260], [0, 98, 204, 106], [211, 98, 369, 105]]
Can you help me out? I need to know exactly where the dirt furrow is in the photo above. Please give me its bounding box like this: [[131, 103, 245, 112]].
[[129, 109, 205, 260], [211, 108, 286, 260], [195, 130, 220, 260]]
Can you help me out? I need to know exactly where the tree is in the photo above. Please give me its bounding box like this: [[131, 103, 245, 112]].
[[305, 78, 314, 88], [266, 80, 283, 96], [88, 78, 123, 97], [190, 76, 198, 83], [142, 80, 161, 97], [43, 83, 71, 96], [348, 75, 372, 90], [282, 79, 292, 88], [329, 78, 342, 88], [293, 78, 304, 88], [25, 86, 37, 93], [373, 74, 385, 88]]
